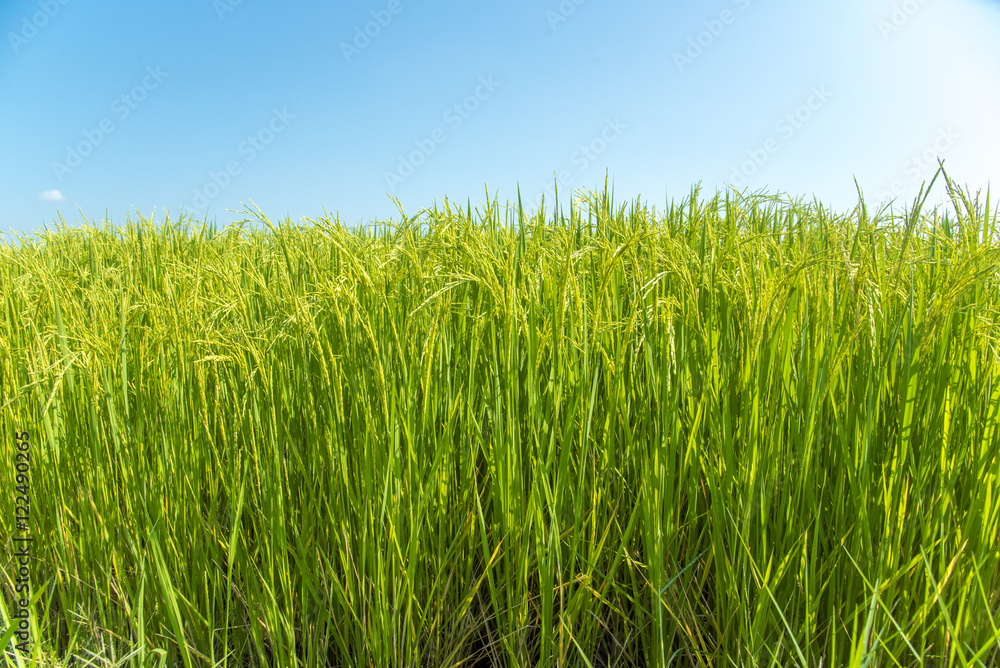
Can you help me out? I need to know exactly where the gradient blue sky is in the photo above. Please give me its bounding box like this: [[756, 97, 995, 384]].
[[2, 0, 998, 244]]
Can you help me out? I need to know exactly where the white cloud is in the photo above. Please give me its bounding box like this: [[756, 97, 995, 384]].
[[39, 189, 65, 202]]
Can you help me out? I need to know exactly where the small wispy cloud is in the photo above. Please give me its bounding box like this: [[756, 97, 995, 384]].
[[39, 189, 65, 202]]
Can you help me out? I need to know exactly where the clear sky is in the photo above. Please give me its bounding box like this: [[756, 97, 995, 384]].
[[2, 0, 998, 244]]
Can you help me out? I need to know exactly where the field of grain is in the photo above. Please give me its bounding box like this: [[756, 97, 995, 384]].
[[1, 173, 999, 667]]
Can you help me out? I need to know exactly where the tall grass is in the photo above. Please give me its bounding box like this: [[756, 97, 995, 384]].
[[1, 171, 999, 667]]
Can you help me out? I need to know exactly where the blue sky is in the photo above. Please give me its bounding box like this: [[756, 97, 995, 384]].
[[2, 0, 998, 244]]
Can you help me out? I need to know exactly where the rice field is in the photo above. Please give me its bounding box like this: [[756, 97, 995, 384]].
[[1, 172, 999, 667]]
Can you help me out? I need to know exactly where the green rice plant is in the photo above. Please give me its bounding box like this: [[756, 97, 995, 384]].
[[0, 169, 998, 667]]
